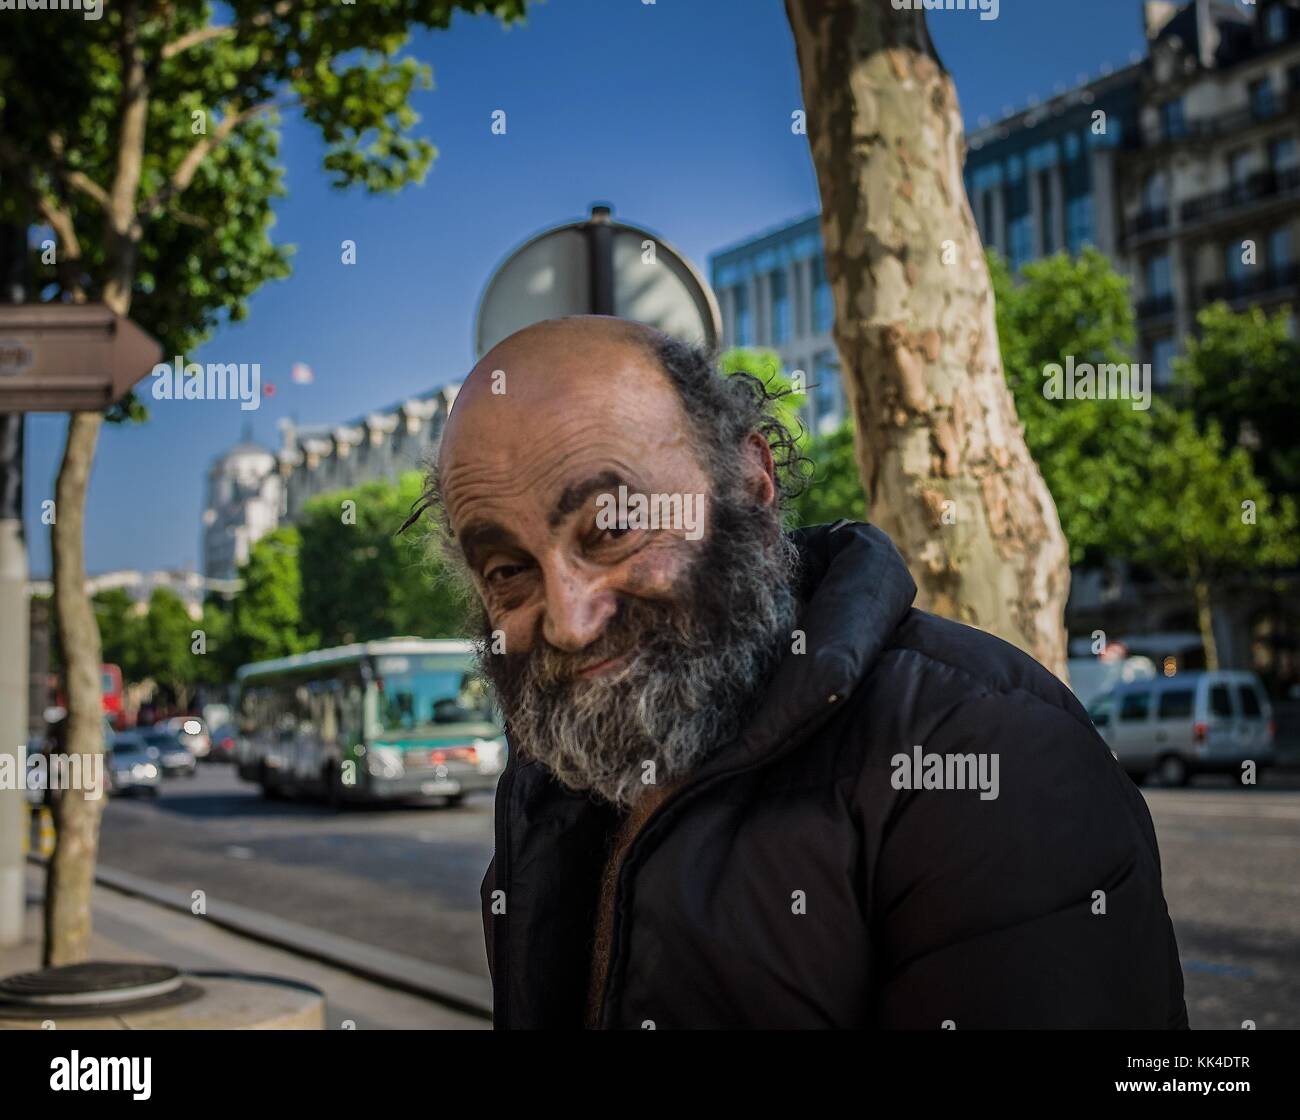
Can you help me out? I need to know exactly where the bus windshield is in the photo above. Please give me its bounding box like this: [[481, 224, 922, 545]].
[[373, 655, 494, 733]]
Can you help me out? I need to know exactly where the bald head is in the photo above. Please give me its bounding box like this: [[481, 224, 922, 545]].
[[441, 317, 670, 469]]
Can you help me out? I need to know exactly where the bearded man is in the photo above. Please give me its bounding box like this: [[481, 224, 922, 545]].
[[422, 315, 1187, 1030]]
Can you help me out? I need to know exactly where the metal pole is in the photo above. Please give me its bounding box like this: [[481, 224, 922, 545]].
[[586, 203, 616, 316], [0, 220, 29, 946]]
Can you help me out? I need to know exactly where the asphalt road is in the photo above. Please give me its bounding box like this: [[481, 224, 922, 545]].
[[93, 762, 1300, 1027], [95, 764, 496, 979]]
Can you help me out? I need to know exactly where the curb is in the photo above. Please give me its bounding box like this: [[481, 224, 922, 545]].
[[27, 855, 492, 1021]]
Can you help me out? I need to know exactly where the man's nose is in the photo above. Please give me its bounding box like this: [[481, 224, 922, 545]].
[[541, 569, 617, 653]]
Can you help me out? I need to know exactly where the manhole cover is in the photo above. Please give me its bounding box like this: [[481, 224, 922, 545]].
[[0, 961, 201, 1017]]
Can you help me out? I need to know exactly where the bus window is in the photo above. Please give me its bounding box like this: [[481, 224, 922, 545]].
[[375, 658, 494, 732]]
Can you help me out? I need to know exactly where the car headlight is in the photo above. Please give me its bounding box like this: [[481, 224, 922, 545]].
[[367, 746, 404, 778], [132, 763, 158, 779]]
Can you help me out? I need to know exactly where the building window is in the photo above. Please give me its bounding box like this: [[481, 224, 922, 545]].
[[1225, 241, 1252, 285], [1141, 170, 1169, 211], [812, 350, 842, 434], [1063, 132, 1082, 163], [1249, 77, 1276, 120], [982, 191, 996, 245], [1265, 4, 1288, 45], [1229, 148, 1252, 187], [1151, 337, 1177, 389], [1269, 136, 1297, 172], [1008, 214, 1034, 270], [812, 254, 833, 335], [1145, 254, 1172, 298], [734, 284, 752, 347], [769, 270, 790, 345], [1039, 171, 1056, 255], [1160, 99, 1187, 141], [1066, 194, 1094, 255], [1268, 227, 1292, 270]]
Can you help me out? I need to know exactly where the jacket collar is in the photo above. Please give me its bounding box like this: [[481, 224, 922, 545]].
[[689, 519, 918, 780]]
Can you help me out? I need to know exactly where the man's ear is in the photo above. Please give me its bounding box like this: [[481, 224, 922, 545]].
[[740, 431, 777, 508]]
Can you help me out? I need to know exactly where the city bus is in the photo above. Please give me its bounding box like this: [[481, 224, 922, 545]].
[[235, 638, 506, 807]]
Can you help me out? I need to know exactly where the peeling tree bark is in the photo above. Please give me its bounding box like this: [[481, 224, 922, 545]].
[[785, 0, 1070, 678]]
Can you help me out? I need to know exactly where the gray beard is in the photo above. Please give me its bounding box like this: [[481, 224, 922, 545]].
[[476, 500, 800, 808]]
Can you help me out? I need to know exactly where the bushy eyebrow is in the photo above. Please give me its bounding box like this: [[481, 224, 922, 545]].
[[458, 521, 528, 571], [548, 469, 628, 528], [457, 469, 632, 569]]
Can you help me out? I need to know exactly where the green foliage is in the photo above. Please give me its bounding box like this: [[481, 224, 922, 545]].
[[196, 598, 236, 685], [92, 589, 147, 680], [1173, 302, 1300, 500], [720, 346, 807, 438], [138, 588, 200, 704], [0, 0, 530, 375], [231, 527, 313, 665], [298, 470, 467, 645], [720, 346, 867, 527], [1131, 408, 1299, 582], [793, 422, 866, 527], [992, 248, 1156, 565]]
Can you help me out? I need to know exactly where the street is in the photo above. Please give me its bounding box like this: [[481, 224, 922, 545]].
[[92, 763, 1300, 1028], [95, 765, 495, 980]]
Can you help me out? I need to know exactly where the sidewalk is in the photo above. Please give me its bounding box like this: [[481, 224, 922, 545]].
[[2, 865, 487, 1030]]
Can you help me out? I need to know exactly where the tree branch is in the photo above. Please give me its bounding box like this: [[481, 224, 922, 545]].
[[48, 132, 111, 210], [138, 99, 275, 219], [160, 2, 295, 60]]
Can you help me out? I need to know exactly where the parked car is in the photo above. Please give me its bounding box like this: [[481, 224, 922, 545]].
[[165, 716, 211, 759], [1088, 671, 1275, 786], [114, 729, 197, 778], [106, 737, 162, 797]]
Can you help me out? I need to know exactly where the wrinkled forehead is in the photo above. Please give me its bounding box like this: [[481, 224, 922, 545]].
[[437, 339, 705, 533]]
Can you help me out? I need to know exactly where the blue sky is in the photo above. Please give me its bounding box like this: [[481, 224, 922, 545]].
[[22, 0, 1152, 577]]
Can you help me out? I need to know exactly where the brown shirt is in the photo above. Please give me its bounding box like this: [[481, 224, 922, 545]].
[[584, 778, 682, 1028]]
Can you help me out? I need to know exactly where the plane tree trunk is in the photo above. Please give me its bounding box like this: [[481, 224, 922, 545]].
[[785, 0, 1070, 678]]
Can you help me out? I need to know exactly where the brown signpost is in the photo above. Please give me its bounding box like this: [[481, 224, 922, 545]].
[[0, 304, 162, 413], [0, 302, 160, 950]]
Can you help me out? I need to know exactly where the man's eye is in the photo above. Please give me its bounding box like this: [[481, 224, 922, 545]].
[[484, 563, 528, 584]]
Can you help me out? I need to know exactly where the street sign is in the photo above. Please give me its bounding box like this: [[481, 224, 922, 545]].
[[0, 304, 163, 412], [474, 203, 722, 358]]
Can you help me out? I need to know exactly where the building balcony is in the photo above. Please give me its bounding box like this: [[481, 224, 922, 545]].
[[1180, 166, 1300, 225], [1202, 263, 1300, 305], [1131, 207, 1171, 235], [1136, 292, 1175, 321], [1136, 89, 1300, 150]]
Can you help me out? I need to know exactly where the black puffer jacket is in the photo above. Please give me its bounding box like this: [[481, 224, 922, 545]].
[[480, 521, 1188, 1029]]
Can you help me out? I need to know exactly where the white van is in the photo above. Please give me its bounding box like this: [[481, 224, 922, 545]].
[[1088, 671, 1275, 787]]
